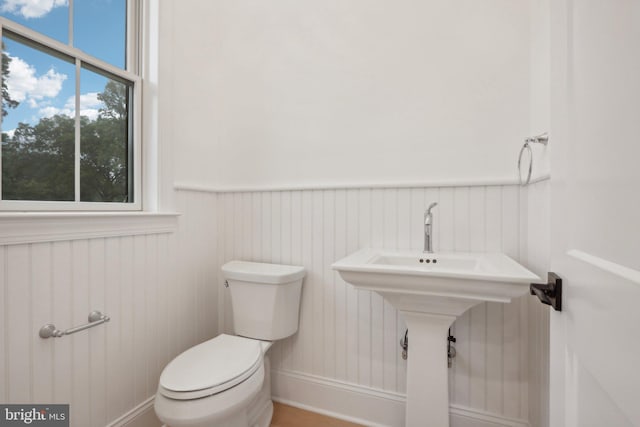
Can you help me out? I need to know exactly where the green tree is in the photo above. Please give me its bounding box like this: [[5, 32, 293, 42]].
[[1, 44, 19, 117], [81, 81, 130, 202], [98, 80, 127, 120], [2, 79, 130, 202], [2, 115, 75, 200]]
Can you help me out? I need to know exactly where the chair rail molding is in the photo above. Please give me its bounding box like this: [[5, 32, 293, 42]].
[[174, 174, 551, 194], [0, 212, 179, 245]]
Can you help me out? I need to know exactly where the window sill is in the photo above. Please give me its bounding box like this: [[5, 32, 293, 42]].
[[0, 212, 179, 245]]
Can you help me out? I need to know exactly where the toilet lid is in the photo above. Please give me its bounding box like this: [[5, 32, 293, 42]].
[[222, 260, 305, 284], [159, 334, 262, 399]]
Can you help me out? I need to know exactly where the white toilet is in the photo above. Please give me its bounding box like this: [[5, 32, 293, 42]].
[[154, 260, 305, 427]]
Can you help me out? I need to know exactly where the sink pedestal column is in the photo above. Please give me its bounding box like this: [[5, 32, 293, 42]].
[[383, 294, 480, 427], [402, 311, 456, 427]]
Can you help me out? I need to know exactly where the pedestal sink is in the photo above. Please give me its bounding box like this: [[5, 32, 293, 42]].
[[332, 249, 539, 427]]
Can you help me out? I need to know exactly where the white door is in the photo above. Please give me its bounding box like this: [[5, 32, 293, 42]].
[[549, 1, 640, 426]]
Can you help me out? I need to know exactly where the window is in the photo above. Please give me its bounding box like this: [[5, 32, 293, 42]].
[[0, 0, 141, 210]]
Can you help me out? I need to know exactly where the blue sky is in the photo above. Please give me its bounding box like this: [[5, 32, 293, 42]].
[[0, 0, 125, 133]]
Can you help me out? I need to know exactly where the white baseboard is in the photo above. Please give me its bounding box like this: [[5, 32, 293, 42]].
[[106, 396, 161, 427], [103, 372, 529, 427], [449, 405, 530, 427], [272, 369, 404, 427], [271, 369, 529, 427]]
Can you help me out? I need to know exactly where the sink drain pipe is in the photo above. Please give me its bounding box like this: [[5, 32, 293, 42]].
[[400, 328, 457, 368], [447, 329, 457, 368]]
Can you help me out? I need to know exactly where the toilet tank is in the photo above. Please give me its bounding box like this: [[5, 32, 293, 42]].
[[221, 261, 305, 341]]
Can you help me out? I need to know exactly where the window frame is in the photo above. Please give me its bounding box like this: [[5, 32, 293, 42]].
[[0, 0, 142, 211]]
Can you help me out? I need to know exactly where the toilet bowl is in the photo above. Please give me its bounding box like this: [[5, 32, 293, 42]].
[[154, 261, 305, 427], [155, 334, 273, 427]]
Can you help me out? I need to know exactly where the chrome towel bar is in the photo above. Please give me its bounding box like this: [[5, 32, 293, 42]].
[[39, 310, 110, 339]]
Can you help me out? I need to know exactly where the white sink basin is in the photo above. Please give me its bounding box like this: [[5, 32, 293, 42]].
[[332, 248, 539, 427], [333, 248, 540, 305]]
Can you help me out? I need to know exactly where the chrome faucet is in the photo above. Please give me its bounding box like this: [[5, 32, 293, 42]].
[[424, 202, 438, 253]]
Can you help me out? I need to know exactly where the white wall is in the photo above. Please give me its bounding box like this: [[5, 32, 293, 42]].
[[528, 0, 551, 179], [210, 184, 531, 426], [163, 0, 531, 189]]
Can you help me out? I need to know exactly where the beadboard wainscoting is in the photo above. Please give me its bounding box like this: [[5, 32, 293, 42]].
[[0, 191, 218, 427], [0, 184, 548, 427], [208, 184, 533, 426]]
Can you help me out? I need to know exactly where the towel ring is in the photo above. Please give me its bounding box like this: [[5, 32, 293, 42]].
[[518, 133, 548, 186], [518, 142, 533, 186]]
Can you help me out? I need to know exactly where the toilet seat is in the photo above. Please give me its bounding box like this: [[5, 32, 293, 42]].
[[159, 334, 263, 400]]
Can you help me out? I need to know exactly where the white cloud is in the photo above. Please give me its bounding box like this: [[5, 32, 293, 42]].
[[38, 92, 103, 121], [1, 0, 67, 19], [6, 55, 67, 106], [5, 54, 104, 122], [37, 105, 65, 118], [77, 93, 102, 110], [2, 128, 16, 139], [35, 69, 66, 98], [76, 92, 103, 121]]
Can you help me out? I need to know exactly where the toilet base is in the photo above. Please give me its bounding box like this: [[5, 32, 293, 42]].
[[246, 356, 273, 427]]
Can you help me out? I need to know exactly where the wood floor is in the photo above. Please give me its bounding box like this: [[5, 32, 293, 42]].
[[270, 402, 363, 427]]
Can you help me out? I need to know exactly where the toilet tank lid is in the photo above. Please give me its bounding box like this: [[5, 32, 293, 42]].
[[222, 260, 305, 284]]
